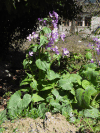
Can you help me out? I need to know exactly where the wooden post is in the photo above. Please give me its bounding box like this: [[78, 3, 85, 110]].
[[70, 19, 75, 34]]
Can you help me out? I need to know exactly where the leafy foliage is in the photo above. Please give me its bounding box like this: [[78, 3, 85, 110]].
[[0, 11, 100, 133]]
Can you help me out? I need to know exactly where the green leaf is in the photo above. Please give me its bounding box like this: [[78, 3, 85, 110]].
[[42, 26, 52, 34], [58, 78, 73, 90], [20, 88, 30, 92], [62, 73, 70, 79], [68, 74, 82, 83], [85, 49, 92, 51], [7, 91, 32, 119], [85, 52, 92, 60], [84, 108, 99, 118], [23, 59, 29, 69], [20, 77, 32, 86], [76, 88, 84, 107], [8, 91, 22, 110], [41, 85, 53, 91], [21, 94, 32, 108], [83, 63, 97, 70], [82, 80, 94, 89], [62, 105, 75, 122], [0, 109, 8, 122], [20, 82, 30, 86], [70, 88, 75, 95], [30, 79, 38, 91], [38, 103, 48, 119], [31, 44, 38, 52], [82, 87, 97, 108], [82, 68, 99, 82], [31, 94, 44, 103], [39, 35, 49, 49], [51, 89, 64, 102], [26, 72, 33, 78], [36, 59, 50, 71], [49, 99, 62, 110], [46, 70, 60, 80]]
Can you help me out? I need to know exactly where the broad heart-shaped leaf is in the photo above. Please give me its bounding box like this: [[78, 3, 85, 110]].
[[76, 88, 84, 107], [58, 78, 73, 90], [42, 26, 51, 34], [51, 89, 64, 102], [31, 94, 45, 103], [82, 87, 97, 108], [68, 74, 82, 84], [7, 91, 32, 118], [76, 87, 97, 108], [62, 72, 70, 79], [85, 52, 92, 60], [82, 63, 97, 70], [17, 94, 32, 109], [82, 67, 99, 82], [84, 108, 99, 118], [82, 80, 94, 89], [8, 91, 22, 110], [36, 59, 50, 71], [46, 70, 60, 80], [38, 35, 49, 49]]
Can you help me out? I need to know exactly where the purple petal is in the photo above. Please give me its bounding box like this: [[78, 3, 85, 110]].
[[29, 51, 33, 56], [91, 59, 94, 63]]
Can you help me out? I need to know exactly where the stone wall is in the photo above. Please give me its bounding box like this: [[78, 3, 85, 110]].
[[91, 16, 100, 32]]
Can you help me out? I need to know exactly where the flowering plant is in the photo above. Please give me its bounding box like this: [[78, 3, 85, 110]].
[[6, 11, 100, 128]]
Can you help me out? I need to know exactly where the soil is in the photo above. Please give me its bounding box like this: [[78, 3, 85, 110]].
[[1, 112, 81, 133], [0, 32, 99, 133]]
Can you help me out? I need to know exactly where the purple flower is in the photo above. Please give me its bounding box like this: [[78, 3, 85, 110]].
[[27, 34, 32, 41], [93, 37, 98, 42], [47, 33, 52, 40], [60, 33, 66, 41], [51, 46, 59, 55], [48, 40, 54, 45], [29, 51, 33, 56], [43, 20, 47, 26], [38, 18, 43, 22], [53, 11, 59, 20], [95, 47, 100, 55], [49, 12, 53, 18], [62, 48, 69, 57], [91, 59, 94, 63], [98, 61, 100, 66], [33, 34, 39, 39], [45, 44, 52, 49], [32, 32, 35, 35], [55, 50, 59, 55], [53, 23, 57, 28], [87, 43, 94, 50]]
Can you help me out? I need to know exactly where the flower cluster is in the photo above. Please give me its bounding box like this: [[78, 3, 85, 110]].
[[27, 32, 39, 41], [27, 11, 69, 58], [87, 37, 100, 65]]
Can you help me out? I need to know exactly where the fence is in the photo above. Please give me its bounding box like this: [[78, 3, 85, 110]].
[[36, 23, 92, 35]]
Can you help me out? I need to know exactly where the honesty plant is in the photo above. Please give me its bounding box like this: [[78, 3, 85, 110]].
[[3, 11, 100, 130]]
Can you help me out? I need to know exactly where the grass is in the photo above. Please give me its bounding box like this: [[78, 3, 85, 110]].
[[0, 32, 100, 133]]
